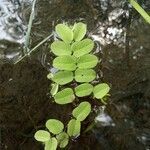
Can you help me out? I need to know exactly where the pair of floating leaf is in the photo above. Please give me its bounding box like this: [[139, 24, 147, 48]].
[[55, 22, 87, 43], [51, 41, 71, 56], [45, 138, 57, 150], [75, 69, 96, 83], [72, 102, 91, 121], [67, 102, 91, 137], [56, 132, 69, 148], [75, 83, 93, 97], [52, 69, 96, 85], [54, 88, 75, 104], [45, 119, 69, 148], [93, 83, 110, 99], [77, 54, 98, 69], [51, 71, 73, 85], [46, 119, 64, 134], [34, 130, 50, 142], [34, 130, 58, 150], [72, 38, 94, 57], [53, 55, 76, 71]]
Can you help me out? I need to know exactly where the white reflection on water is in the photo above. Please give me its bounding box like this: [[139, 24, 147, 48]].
[[0, 0, 26, 43], [137, 133, 150, 150], [0, 0, 35, 63], [91, 8, 128, 48], [95, 106, 115, 127]]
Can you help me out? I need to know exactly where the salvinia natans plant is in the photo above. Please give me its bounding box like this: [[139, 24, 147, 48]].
[[34, 22, 110, 150]]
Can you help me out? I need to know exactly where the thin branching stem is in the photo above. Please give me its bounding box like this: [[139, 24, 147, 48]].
[[14, 34, 53, 64], [14, 0, 53, 65]]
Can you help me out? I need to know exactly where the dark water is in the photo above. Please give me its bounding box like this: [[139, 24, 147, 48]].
[[0, 0, 150, 149]]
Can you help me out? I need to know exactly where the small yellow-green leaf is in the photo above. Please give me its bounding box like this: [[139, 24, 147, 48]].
[[50, 83, 59, 96], [54, 88, 75, 104], [77, 54, 98, 69], [56, 132, 69, 148], [34, 130, 50, 142], [75, 83, 93, 97], [51, 71, 73, 85], [72, 39, 94, 57], [50, 41, 71, 56], [67, 119, 81, 137], [45, 138, 58, 150], [73, 22, 87, 41], [93, 83, 110, 99], [47, 73, 53, 79], [53, 56, 76, 71], [75, 69, 96, 82], [55, 24, 73, 43], [46, 119, 64, 135], [72, 102, 91, 121]]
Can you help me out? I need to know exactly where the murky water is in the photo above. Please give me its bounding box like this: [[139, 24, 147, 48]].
[[0, 0, 150, 150]]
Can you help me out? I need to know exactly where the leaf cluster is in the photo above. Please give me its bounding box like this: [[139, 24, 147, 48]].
[[34, 22, 111, 150], [34, 101, 91, 149], [49, 22, 110, 104]]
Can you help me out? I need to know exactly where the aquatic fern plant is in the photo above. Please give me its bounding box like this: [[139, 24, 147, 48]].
[[34, 22, 110, 150]]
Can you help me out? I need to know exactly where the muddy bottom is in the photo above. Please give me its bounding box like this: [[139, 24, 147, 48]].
[[0, 0, 150, 150]]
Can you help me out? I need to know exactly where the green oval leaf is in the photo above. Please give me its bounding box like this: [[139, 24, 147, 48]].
[[75, 69, 96, 82], [73, 22, 87, 41], [67, 119, 81, 137], [72, 102, 91, 121], [93, 83, 110, 99], [56, 132, 69, 148], [50, 41, 71, 56], [45, 138, 58, 150], [75, 83, 93, 97], [55, 24, 73, 43], [53, 56, 76, 71], [54, 88, 75, 104], [50, 83, 59, 96], [34, 130, 50, 142], [46, 119, 64, 135], [77, 54, 98, 69], [72, 39, 94, 57], [51, 71, 73, 85]]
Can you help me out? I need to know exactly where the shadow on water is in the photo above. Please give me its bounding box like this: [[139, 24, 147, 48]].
[[0, 0, 150, 149]]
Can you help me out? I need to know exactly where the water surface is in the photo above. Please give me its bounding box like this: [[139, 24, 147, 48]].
[[0, 0, 150, 150]]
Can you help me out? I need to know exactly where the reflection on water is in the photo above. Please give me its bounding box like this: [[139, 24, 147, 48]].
[[0, 0, 25, 43], [95, 106, 115, 127], [91, 8, 128, 47], [0, 0, 150, 150], [0, 0, 32, 63]]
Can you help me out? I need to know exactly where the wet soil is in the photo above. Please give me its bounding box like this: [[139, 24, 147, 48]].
[[0, 0, 150, 150]]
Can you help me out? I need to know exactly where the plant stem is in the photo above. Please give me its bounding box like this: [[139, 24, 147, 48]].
[[84, 122, 95, 133], [24, 0, 37, 52], [129, 0, 150, 24], [14, 34, 53, 64]]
